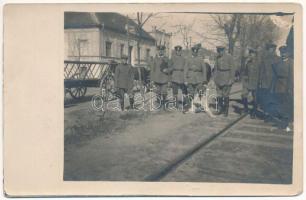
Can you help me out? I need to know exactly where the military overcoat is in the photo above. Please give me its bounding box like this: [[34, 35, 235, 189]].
[[114, 63, 134, 92], [184, 56, 207, 84], [245, 58, 260, 90], [170, 55, 186, 84], [260, 52, 280, 89], [150, 56, 171, 84], [272, 58, 293, 94], [214, 53, 236, 86]]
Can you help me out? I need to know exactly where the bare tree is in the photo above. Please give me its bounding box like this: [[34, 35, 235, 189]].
[[172, 21, 195, 49], [131, 12, 159, 64], [239, 15, 280, 49], [209, 14, 281, 72], [193, 30, 227, 47], [238, 15, 281, 70], [210, 14, 242, 55]]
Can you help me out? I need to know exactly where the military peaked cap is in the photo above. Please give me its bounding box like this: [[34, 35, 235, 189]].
[[265, 42, 277, 49], [279, 45, 288, 53], [191, 46, 199, 53], [157, 45, 166, 50], [216, 46, 225, 51], [121, 54, 128, 59], [248, 47, 257, 54], [174, 45, 182, 51]]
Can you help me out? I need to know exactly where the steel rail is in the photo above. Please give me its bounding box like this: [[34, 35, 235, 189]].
[[144, 113, 247, 181]]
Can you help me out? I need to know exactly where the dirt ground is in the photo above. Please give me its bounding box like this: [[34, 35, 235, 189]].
[[64, 108, 239, 180], [63, 84, 293, 183]]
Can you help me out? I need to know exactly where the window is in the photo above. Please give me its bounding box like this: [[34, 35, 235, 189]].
[[120, 44, 124, 58], [138, 47, 141, 60], [128, 46, 133, 64], [105, 41, 112, 57], [78, 39, 88, 57], [146, 49, 151, 61]]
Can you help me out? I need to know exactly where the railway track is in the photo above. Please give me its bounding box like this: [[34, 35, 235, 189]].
[[145, 112, 293, 183], [144, 88, 293, 182], [65, 84, 293, 183], [144, 113, 248, 181], [143, 89, 244, 181]]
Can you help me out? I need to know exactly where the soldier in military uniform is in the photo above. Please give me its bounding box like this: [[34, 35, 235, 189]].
[[150, 45, 171, 110], [214, 46, 236, 117], [258, 42, 280, 119], [269, 46, 293, 130], [183, 46, 207, 112], [169, 45, 187, 108], [241, 48, 260, 118], [114, 55, 135, 111]]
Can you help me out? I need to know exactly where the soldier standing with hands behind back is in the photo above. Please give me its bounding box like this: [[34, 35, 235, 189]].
[[150, 45, 171, 110], [183, 46, 207, 112], [170, 45, 187, 109], [241, 48, 260, 118], [270, 46, 293, 130], [214, 46, 236, 117], [114, 55, 135, 111], [258, 42, 280, 120]]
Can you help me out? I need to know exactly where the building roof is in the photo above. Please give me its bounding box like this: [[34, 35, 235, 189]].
[[65, 12, 155, 42], [149, 29, 172, 37]]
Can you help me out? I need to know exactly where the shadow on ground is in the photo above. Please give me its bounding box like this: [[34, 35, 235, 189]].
[[64, 95, 94, 108], [64, 109, 155, 148]]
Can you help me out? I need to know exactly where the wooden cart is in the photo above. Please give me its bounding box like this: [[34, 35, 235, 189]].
[[64, 60, 117, 99]]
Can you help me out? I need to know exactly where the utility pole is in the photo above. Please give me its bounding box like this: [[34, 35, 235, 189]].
[[125, 15, 130, 64], [100, 22, 104, 60]]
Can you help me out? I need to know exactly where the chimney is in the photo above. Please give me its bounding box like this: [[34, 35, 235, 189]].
[[90, 12, 100, 25]]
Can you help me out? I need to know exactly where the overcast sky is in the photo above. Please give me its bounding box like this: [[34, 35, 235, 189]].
[[134, 13, 294, 51]]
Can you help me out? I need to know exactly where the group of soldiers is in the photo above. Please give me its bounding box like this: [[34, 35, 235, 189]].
[[114, 44, 235, 115], [114, 42, 293, 130], [149, 45, 212, 113], [240, 43, 293, 129]]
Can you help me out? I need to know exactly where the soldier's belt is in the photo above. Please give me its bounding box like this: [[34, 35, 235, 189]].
[[173, 69, 184, 71], [217, 68, 230, 71], [189, 69, 202, 72]]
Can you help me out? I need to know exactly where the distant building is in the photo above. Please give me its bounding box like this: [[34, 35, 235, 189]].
[[149, 26, 172, 57], [64, 12, 156, 65]]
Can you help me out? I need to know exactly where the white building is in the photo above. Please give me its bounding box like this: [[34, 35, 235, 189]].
[[149, 26, 172, 57], [64, 12, 156, 65]]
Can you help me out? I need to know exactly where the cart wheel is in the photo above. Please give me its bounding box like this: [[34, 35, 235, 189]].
[[69, 87, 87, 99], [64, 88, 70, 103]]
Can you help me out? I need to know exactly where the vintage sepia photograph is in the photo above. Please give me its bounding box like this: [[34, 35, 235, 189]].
[[63, 10, 295, 183], [3, 1, 304, 196]]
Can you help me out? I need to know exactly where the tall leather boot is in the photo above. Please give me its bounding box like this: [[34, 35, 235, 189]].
[[129, 97, 134, 110], [183, 95, 192, 113], [120, 98, 125, 111], [175, 95, 179, 110], [162, 94, 167, 110], [251, 101, 257, 119], [242, 97, 248, 113], [182, 95, 189, 113], [189, 94, 195, 112], [215, 97, 223, 115], [223, 97, 229, 117]]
